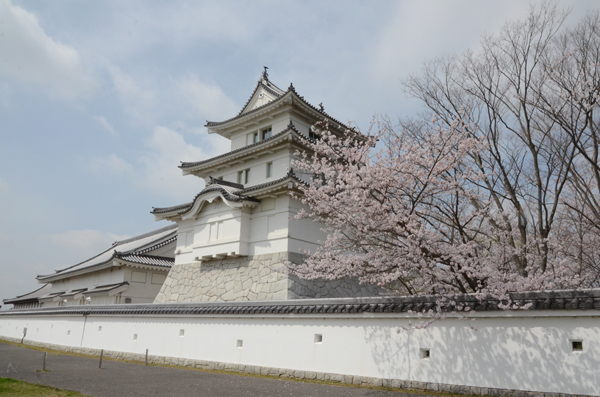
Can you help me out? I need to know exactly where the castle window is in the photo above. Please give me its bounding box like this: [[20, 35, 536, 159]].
[[131, 271, 147, 283], [266, 162, 273, 178], [237, 169, 251, 184], [262, 127, 272, 140], [253, 132, 259, 143]]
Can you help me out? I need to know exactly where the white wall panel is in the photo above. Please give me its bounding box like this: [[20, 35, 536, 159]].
[[1, 311, 598, 396]]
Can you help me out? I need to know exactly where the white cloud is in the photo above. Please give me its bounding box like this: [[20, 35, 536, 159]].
[[0, 0, 96, 99], [138, 126, 208, 199], [94, 116, 117, 136], [108, 66, 239, 128], [108, 65, 156, 124], [90, 153, 133, 175], [370, 0, 530, 83], [88, 125, 226, 200], [175, 73, 238, 121], [46, 229, 130, 263]]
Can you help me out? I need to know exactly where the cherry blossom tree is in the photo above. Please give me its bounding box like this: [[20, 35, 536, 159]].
[[291, 117, 590, 302], [290, 4, 600, 302]]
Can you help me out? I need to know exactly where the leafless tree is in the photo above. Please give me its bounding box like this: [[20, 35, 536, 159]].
[[402, 3, 599, 285]]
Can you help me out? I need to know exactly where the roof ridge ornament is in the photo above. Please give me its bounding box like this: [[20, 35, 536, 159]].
[[288, 82, 295, 91], [319, 102, 324, 112], [261, 66, 269, 82]]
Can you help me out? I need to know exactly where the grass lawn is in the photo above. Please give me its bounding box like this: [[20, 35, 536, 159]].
[[0, 378, 87, 396]]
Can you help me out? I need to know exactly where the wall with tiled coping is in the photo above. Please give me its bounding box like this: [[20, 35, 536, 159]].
[[0, 294, 598, 397]]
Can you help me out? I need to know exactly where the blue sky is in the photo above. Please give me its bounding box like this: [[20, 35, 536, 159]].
[[0, 0, 597, 304]]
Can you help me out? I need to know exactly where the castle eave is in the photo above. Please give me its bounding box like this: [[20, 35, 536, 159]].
[[180, 126, 304, 177]]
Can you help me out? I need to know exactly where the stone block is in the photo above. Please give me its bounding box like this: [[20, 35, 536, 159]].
[[412, 381, 427, 390], [329, 373, 343, 382], [342, 375, 354, 384], [426, 383, 439, 391], [438, 384, 453, 392], [305, 371, 317, 380], [366, 377, 383, 387], [242, 279, 253, 289]]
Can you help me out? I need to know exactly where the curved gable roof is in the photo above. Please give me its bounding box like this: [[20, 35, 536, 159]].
[[37, 224, 177, 281], [151, 178, 260, 219]]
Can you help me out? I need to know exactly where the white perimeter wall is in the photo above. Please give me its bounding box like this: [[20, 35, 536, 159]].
[[0, 311, 598, 395]]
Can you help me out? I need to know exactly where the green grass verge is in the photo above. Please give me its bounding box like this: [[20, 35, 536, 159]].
[[0, 378, 87, 396]]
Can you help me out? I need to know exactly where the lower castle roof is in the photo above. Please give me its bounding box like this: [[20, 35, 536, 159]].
[[151, 172, 301, 218]]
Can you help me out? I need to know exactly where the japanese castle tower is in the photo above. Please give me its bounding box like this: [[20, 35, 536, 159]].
[[151, 70, 380, 303]]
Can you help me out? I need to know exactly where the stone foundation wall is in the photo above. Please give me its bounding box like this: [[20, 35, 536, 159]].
[[288, 276, 383, 299], [154, 251, 383, 303], [154, 252, 289, 303], [2, 336, 588, 397]]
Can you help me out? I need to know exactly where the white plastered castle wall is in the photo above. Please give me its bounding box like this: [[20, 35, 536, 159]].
[[0, 310, 598, 396], [41, 267, 170, 307], [48, 268, 124, 295], [173, 194, 324, 264], [122, 267, 169, 304], [39, 238, 176, 307]]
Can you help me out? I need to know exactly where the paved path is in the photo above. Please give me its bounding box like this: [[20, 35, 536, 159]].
[[0, 342, 438, 397]]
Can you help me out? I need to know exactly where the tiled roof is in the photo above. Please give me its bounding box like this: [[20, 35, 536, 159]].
[[86, 282, 129, 294], [239, 169, 303, 194], [37, 225, 177, 280], [205, 83, 351, 133], [150, 202, 193, 215], [133, 235, 177, 255], [2, 289, 599, 317], [60, 288, 88, 298], [38, 291, 66, 300], [180, 123, 301, 170], [151, 172, 301, 217], [151, 178, 261, 216], [3, 284, 52, 304], [115, 253, 174, 267]]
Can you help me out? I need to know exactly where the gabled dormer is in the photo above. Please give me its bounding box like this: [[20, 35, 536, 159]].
[[239, 67, 285, 115]]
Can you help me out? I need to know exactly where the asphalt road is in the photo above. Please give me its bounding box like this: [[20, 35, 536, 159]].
[[0, 342, 439, 397]]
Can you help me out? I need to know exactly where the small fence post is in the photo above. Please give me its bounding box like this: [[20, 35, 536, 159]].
[[145, 349, 149, 366], [99, 349, 104, 369], [42, 352, 47, 371]]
